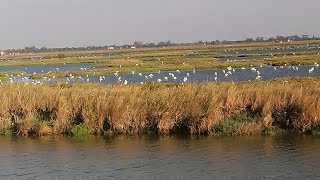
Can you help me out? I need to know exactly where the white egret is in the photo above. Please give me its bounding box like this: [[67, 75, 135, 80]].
[[309, 67, 314, 73], [183, 77, 188, 82]]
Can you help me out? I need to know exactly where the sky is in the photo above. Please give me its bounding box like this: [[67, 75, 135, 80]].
[[0, 0, 319, 49]]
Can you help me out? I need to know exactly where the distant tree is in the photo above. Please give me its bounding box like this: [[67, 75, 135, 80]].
[[256, 37, 264, 42], [157, 42, 166, 46], [144, 43, 156, 47], [196, 41, 204, 45], [25, 46, 38, 52], [245, 38, 254, 43], [40, 46, 48, 52], [133, 41, 144, 48], [276, 36, 285, 41], [289, 35, 301, 41]]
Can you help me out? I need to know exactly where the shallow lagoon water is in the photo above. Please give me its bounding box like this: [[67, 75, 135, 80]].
[[216, 55, 273, 61], [218, 45, 320, 55], [76, 65, 320, 84], [1, 135, 320, 179], [9, 64, 320, 85], [216, 46, 320, 61]]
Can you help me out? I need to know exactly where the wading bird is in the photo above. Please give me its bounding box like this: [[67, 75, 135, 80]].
[[183, 77, 188, 82]]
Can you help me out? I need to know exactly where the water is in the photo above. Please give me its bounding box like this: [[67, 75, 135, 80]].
[[0, 63, 94, 75], [218, 45, 320, 55], [217, 46, 320, 61], [217, 55, 272, 61], [70, 65, 320, 84], [1, 135, 320, 179], [11, 65, 320, 84], [4, 64, 320, 85]]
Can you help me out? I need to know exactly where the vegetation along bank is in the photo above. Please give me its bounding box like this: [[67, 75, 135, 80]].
[[0, 77, 319, 137]]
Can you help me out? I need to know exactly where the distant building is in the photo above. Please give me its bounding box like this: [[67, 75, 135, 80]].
[[0, 51, 5, 56], [131, 46, 136, 49], [107, 47, 115, 50]]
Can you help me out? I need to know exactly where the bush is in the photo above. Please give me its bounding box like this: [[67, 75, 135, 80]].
[[70, 124, 89, 137], [1, 129, 14, 136], [57, 53, 67, 59]]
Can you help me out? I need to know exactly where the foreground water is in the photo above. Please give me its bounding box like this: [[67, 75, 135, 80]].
[[1, 135, 320, 179]]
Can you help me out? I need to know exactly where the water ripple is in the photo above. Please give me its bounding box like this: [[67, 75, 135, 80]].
[[1, 135, 320, 179]]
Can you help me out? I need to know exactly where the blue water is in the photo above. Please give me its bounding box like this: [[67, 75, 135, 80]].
[[76, 65, 320, 84], [218, 46, 320, 55], [3, 64, 320, 85], [216, 56, 273, 61], [1, 135, 320, 180]]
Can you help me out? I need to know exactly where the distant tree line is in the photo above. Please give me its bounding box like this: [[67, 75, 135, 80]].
[[243, 35, 319, 43], [4, 35, 320, 53]]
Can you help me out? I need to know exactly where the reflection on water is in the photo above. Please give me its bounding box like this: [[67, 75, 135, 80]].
[[1, 135, 320, 179]]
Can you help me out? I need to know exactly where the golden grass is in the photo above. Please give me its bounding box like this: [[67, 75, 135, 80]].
[[0, 77, 319, 136]]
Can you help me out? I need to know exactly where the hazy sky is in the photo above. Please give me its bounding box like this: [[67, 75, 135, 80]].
[[1, 0, 319, 49]]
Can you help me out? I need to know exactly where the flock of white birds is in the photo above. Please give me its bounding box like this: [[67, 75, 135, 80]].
[[1, 45, 320, 85], [1, 62, 319, 86]]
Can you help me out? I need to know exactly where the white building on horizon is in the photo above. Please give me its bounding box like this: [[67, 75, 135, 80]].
[[0, 51, 5, 56]]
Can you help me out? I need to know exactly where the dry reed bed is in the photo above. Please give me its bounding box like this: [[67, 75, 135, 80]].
[[0, 77, 319, 136]]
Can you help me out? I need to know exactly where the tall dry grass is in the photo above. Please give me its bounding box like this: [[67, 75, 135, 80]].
[[0, 77, 319, 136]]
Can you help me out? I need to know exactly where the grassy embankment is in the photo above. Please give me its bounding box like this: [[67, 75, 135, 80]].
[[0, 77, 319, 137], [0, 72, 25, 81]]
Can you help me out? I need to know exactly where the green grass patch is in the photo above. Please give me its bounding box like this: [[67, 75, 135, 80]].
[[1, 129, 14, 136], [70, 123, 89, 137], [211, 110, 263, 136]]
